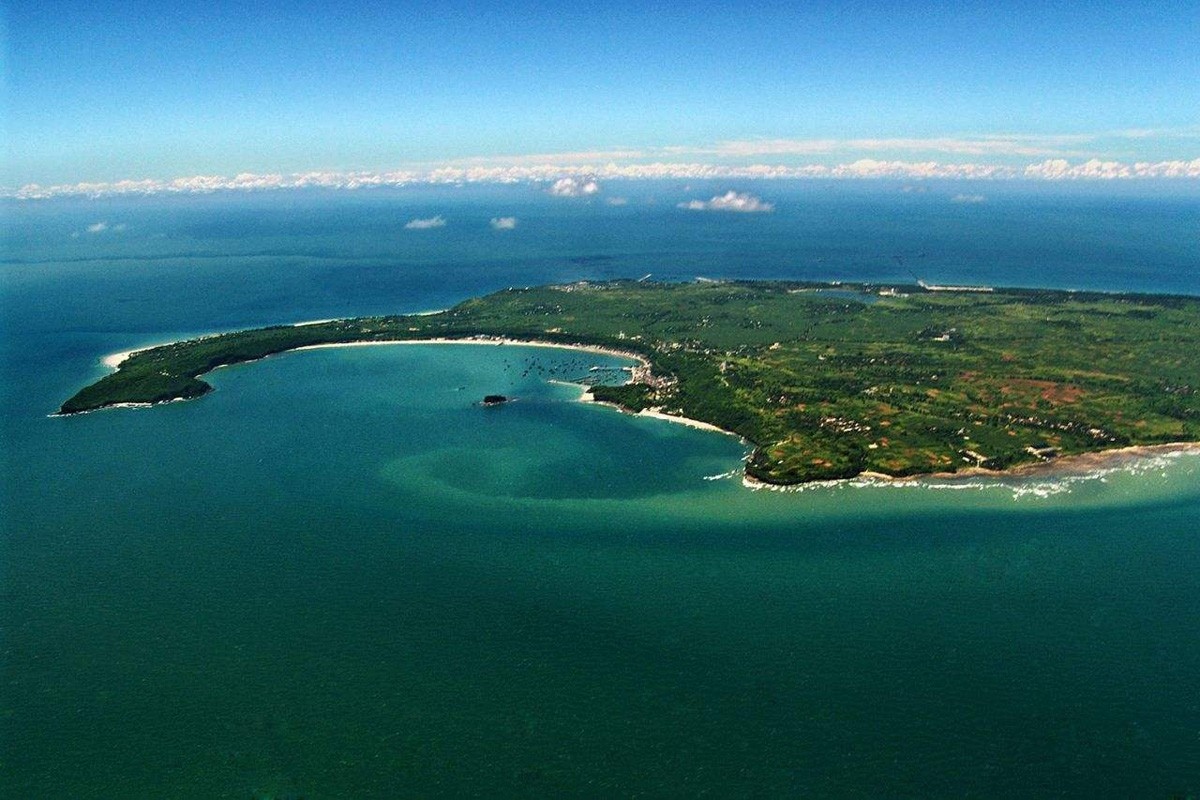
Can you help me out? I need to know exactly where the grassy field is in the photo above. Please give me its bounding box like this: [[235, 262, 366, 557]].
[[61, 280, 1200, 484]]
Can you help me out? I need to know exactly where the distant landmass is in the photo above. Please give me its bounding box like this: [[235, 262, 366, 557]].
[[60, 280, 1199, 485]]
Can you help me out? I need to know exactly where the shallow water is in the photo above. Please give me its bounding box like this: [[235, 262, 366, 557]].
[[3, 186, 1199, 796]]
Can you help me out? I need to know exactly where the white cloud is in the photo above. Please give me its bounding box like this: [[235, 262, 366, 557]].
[[10, 155, 1200, 201], [1021, 158, 1200, 179], [950, 194, 986, 204], [490, 216, 518, 230], [548, 176, 600, 197], [605, 196, 628, 206], [86, 221, 108, 233], [677, 190, 774, 213], [404, 215, 446, 230]]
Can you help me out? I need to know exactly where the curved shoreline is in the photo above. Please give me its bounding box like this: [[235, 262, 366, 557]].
[[92, 335, 739, 443], [569, 381, 748, 439], [743, 441, 1200, 490], [72, 296, 1190, 491], [288, 337, 651, 368], [98, 310, 454, 370], [562, 380, 1200, 488], [77, 325, 1200, 490], [293, 343, 741, 442], [77, 343, 1200, 490], [67, 335, 651, 418]]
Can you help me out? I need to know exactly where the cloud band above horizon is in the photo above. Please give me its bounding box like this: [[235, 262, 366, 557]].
[[9, 157, 1200, 199]]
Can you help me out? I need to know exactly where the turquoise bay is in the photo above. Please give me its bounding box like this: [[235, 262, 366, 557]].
[[3, 185, 1199, 797]]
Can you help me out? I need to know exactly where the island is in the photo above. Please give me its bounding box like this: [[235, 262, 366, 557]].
[[59, 280, 1200, 485]]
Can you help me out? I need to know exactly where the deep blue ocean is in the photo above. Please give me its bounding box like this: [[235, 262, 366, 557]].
[[2, 181, 1199, 797]]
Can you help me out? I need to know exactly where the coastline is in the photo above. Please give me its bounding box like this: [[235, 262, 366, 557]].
[[290, 337, 650, 368], [85, 330, 1200, 491], [742, 441, 1200, 490], [635, 408, 745, 438], [98, 310, 454, 369], [48, 395, 198, 418], [858, 441, 1200, 483], [102, 350, 139, 369], [100, 333, 222, 370], [82, 336, 650, 418], [100, 335, 649, 373], [567, 387, 1196, 488], [557, 377, 746, 439]]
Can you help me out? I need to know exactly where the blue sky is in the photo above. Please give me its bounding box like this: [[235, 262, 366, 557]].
[[4, 0, 1199, 187]]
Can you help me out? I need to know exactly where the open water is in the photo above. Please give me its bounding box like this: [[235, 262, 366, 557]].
[[2, 182, 1199, 796]]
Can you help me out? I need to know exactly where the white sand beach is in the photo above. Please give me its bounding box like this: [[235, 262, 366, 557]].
[[292, 337, 649, 367], [102, 350, 138, 368], [636, 409, 742, 437]]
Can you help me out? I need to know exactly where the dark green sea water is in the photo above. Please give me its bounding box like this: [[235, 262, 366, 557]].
[[3, 185, 1199, 796]]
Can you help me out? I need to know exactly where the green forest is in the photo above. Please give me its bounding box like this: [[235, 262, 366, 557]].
[[61, 280, 1200, 484]]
